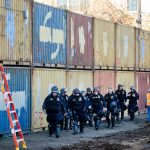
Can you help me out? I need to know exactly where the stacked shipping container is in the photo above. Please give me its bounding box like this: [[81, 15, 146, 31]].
[[0, 2, 149, 133]]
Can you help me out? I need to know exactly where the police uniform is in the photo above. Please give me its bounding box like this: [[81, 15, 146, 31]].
[[127, 90, 139, 121], [105, 92, 118, 128], [115, 89, 127, 120]]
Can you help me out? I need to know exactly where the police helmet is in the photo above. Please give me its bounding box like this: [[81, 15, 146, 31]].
[[51, 86, 59, 93], [110, 101, 117, 109], [86, 87, 92, 92], [93, 87, 99, 92], [60, 88, 67, 94], [73, 88, 80, 94]]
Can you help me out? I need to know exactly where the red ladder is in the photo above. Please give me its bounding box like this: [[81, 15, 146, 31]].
[[0, 65, 27, 150]]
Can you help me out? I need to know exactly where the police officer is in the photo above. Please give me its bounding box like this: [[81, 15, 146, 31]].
[[115, 84, 127, 121], [127, 86, 139, 121], [60, 88, 72, 130], [68, 88, 87, 134], [42, 86, 66, 138], [85, 87, 93, 126], [90, 87, 106, 130], [105, 87, 118, 128]]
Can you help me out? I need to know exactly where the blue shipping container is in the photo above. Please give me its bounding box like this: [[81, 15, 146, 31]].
[[0, 67, 31, 135], [33, 3, 67, 66]]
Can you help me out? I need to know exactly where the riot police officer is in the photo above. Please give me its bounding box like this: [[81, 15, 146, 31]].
[[105, 87, 118, 128], [127, 86, 139, 121], [42, 86, 66, 138], [85, 87, 93, 126], [68, 88, 87, 134], [90, 87, 106, 130], [115, 84, 127, 121], [60, 88, 72, 130]]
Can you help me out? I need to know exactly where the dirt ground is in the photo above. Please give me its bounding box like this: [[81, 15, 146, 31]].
[[0, 114, 150, 150]]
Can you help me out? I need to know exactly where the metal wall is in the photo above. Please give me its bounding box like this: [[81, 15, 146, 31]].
[[94, 19, 115, 68], [0, 0, 32, 63], [116, 24, 135, 69], [94, 70, 115, 95], [67, 70, 93, 94], [136, 72, 149, 112], [33, 3, 67, 66], [0, 67, 31, 135], [67, 12, 93, 68], [116, 71, 135, 92], [32, 68, 66, 130], [136, 29, 150, 69]]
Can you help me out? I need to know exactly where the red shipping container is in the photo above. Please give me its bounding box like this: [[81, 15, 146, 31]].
[[136, 72, 150, 112], [94, 70, 115, 95], [67, 12, 93, 68]]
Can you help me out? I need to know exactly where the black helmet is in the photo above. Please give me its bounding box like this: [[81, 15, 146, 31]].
[[73, 88, 80, 94], [51, 86, 59, 93], [60, 88, 67, 94], [110, 101, 117, 109], [86, 87, 92, 92], [118, 84, 123, 88], [93, 87, 99, 92]]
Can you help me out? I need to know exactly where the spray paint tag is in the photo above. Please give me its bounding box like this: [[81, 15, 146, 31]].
[[6, 73, 10, 80]]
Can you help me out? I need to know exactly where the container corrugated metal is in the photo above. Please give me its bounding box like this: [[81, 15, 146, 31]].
[[33, 3, 67, 66], [67, 12, 93, 68], [94, 70, 115, 95], [0, 67, 31, 135], [94, 19, 115, 68], [67, 70, 93, 95], [116, 24, 135, 69], [116, 71, 135, 92], [32, 68, 66, 130], [0, 0, 32, 63], [136, 29, 150, 69], [136, 72, 149, 112]]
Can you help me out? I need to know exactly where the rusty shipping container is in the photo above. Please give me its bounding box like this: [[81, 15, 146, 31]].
[[136, 29, 150, 69], [32, 68, 66, 131], [0, 0, 32, 64], [67, 70, 93, 94], [67, 12, 93, 68], [116, 71, 135, 92], [33, 3, 67, 67], [94, 70, 115, 95], [94, 19, 115, 69], [136, 72, 149, 112], [116, 24, 135, 69]]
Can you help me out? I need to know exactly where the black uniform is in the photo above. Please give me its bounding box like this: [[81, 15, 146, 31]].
[[68, 93, 87, 134], [115, 89, 127, 120], [90, 93, 106, 130], [127, 90, 139, 121], [42, 93, 65, 138], [105, 92, 118, 128]]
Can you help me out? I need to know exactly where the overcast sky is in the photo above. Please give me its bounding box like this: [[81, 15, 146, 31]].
[[142, 0, 150, 13]]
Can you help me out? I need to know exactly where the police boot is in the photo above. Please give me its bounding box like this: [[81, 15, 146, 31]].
[[69, 118, 73, 130], [111, 116, 115, 128], [80, 122, 84, 134], [106, 117, 110, 128], [48, 124, 53, 137], [64, 117, 69, 130], [55, 124, 60, 138], [73, 122, 78, 135], [95, 116, 100, 130], [121, 111, 124, 121], [89, 116, 93, 127]]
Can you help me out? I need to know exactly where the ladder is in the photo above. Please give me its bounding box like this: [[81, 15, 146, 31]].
[[0, 65, 27, 150]]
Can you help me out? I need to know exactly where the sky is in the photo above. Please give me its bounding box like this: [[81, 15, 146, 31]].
[[141, 0, 150, 13]]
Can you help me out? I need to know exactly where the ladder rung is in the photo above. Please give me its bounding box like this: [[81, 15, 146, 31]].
[[7, 101, 13, 104], [12, 120, 18, 124], [15, 129, 21, 133], [17, 139, 24, 143], [10, 110, 16, 114]]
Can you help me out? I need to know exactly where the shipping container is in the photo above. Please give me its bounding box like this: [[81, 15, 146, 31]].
[[136, 29, 150, 69], [33, 3, 67, 67], [67, 12, 93, 68], [136, 72, 149, 112], [116, 71, 135, 92], [0, 0, 32, 64], [67, 70, 93, 95], [116, 24, 135, 69], [0, 67, 31, 135], [32, 68, 66, 131], [94, 19, 115, 69], [94, 70, 115, 95]]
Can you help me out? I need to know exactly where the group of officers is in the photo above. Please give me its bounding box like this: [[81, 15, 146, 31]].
[[42, 84, 139, 138]]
